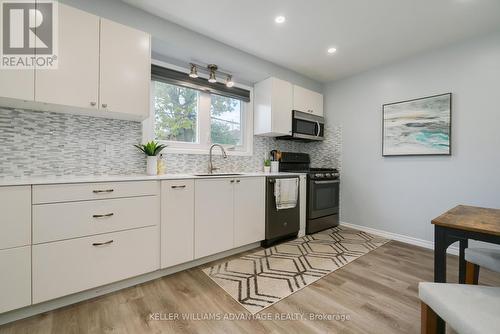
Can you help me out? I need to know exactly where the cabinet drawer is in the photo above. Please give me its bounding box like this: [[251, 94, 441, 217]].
[[33, 181, 159, 204], [0, 246, 31, 313], [33, 196, 159, 244], [0, 186, 31, 250], [32, 226, 160, 304]]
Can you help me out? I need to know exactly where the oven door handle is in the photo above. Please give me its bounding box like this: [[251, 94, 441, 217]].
[[316, 121, 321, 137], [313, 180, 340, 184]]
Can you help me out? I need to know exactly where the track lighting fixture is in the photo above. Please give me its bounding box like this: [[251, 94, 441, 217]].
[[187, 62, 235, 87], [189, 63, 198, 78]]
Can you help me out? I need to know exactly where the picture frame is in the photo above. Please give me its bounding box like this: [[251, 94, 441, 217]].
[[382, 93, 452, 156]]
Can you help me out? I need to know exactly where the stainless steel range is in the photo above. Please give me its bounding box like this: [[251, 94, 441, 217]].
[[278, 152, 340, 234]]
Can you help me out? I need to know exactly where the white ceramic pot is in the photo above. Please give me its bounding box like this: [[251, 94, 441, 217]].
[[263, 166, 271, 173], [146, 156, 158, 176]]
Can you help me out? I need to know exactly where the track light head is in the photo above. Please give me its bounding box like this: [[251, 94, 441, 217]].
[[189, 64, 198, 78], [225, 75, 234, 88], [207, 64, 218, 83]]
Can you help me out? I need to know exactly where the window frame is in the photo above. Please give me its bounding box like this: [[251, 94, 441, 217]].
[[143, 60, 254, 156]]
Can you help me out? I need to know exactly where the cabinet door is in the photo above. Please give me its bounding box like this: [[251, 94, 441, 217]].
[[272, 78, 293, 135], [161, 180, 194, 268], [194, 179, 234, 258], [234, 177, 265, 247], [0, 246, 31, 313], [35, 4, 99, 109], [99, 19, 150, 119], [0, 186, 31, 250], [0, 70, 34, 101], [293, 85, 324, 116]]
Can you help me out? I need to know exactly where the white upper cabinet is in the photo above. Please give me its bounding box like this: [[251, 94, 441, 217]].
[[254, 77, 293, 136], [0, 4, 151, 121], [233, 177, 265, 247], [0, 70, 34, 101], [35, 4, 99, 109], [99, 19, 151, 119], [293, 85, 324, 116]]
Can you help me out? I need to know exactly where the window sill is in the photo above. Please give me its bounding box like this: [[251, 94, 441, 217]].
[[163, 146, 253, 157]]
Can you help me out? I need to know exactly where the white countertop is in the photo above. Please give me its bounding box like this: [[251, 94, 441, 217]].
[[0, 172, 305, 187]]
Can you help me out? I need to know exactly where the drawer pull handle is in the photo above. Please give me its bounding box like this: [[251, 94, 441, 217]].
[[93, 189, 114, 194], [92, 240, 114, 246], [92, 213, 114, 218], [171, 185, 186, 189], [236, 180, 240, 183]]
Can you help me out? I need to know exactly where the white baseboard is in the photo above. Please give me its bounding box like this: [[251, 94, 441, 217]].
[[340, 221, 459, 256], [0, 242, 261, 326]]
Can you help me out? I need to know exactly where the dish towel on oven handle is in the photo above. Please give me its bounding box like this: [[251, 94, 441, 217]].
[[274, 178, 299, 210]]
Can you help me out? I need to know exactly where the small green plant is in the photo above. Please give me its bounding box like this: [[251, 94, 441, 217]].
[[134, 141, 167, 156], [264, 159, 271, 167]]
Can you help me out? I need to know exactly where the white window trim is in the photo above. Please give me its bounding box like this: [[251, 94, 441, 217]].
[[143, 59, 254, 156]]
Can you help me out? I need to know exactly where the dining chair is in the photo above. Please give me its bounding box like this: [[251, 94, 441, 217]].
[[419, 282, 500, 334], [464, 247, 500, 284]]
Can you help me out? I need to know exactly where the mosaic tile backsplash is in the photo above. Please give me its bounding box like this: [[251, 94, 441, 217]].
[[0, 108, 341, 177], [0, 108, 145, 177]]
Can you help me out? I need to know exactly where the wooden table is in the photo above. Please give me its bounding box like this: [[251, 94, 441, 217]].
[[432, 205, 500, 333]]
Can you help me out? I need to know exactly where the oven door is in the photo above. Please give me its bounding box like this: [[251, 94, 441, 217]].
[[292, 111, 324, 140], [308, 179, 339, 219]]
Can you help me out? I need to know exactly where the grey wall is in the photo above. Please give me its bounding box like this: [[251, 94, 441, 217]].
[[324, 32, 500, 242], [60, 0, 322, 92]]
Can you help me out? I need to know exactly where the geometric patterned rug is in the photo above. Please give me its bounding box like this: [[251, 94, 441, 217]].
[[202, 226, 389, 314]]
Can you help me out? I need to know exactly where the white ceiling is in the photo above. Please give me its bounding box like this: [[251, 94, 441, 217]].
[[123, 0, 500, 83]]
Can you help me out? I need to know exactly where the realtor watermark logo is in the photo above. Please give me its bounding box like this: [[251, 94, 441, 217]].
[[1, 0, 58, 69]]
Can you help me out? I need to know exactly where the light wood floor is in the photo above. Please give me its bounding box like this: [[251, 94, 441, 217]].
[[1, 241, 499, 334]]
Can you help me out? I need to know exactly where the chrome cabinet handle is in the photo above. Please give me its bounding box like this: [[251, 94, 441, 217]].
[[92, 213, 114, 218], [92, 240, 114, 246], [316, 121, 321, 137], [93, 189, 114, 194], [171, 185, 186, 189], [90, 101, 96, 106]]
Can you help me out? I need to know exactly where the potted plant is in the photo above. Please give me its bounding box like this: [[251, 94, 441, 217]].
[[134, 141, 167, 176], [263, 159, 271, 173]]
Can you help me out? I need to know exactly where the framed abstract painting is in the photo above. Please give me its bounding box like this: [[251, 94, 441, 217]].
[[382, 93, 452, 156]]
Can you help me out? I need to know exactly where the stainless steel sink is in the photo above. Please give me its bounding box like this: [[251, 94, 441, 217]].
[[194, 173, 244, 177]]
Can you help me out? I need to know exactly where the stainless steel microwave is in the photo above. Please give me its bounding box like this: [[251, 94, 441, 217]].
[[288, 110, 324, 141]]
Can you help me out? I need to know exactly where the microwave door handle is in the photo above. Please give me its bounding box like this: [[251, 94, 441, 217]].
[[316, 121, 321, 136]]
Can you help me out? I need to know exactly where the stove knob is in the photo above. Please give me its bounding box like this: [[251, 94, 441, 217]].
[[326, 173, 332, 178], [315, 173, 323, 178]]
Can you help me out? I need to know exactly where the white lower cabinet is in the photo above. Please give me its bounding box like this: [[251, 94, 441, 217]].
[[0, 246, 31, 313], [0, 186, 31, 250], [234, 177, 265, 247], [32, 226, 159, 304], [194, 177, 266, 259], [161, 180, 195, 268], [194, 179, 234, 259]]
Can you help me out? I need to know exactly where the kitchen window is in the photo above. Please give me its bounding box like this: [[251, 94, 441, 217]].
[[144, 62, 253, 155]]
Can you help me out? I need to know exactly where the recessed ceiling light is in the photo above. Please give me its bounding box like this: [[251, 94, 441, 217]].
[[327, 47, 337, 54], [275, 15, 286, 24]]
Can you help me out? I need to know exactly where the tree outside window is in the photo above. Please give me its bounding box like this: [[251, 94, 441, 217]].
[[153, 81, 244, 147]]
